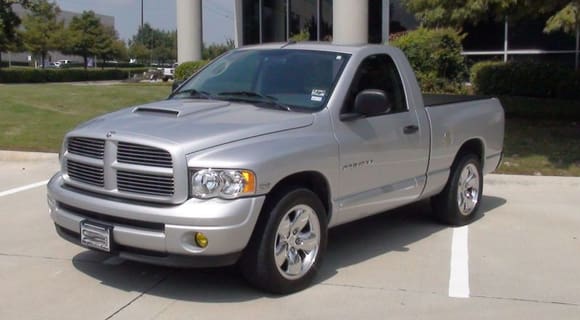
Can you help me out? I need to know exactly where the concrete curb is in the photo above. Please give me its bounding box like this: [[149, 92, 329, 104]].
[[0, 151, 58, 161]]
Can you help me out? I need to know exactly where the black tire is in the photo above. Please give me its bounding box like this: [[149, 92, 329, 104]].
[[240, 188, 328, 294], [432, 154, 483, 226]]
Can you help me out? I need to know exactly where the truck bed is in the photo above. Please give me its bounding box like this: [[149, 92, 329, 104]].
[[423, 94, 491, 107]]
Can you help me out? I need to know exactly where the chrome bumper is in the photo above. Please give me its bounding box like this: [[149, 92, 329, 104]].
[[47, 173, 265, 267]]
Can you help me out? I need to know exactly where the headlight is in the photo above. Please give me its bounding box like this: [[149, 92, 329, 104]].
[[190, 168, 256, 199]]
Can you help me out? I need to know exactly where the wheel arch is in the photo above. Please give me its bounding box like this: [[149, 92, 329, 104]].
[[264, 171, 332, 223], [453, 138, 485, 168]]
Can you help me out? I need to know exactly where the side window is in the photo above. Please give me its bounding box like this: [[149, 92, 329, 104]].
[[343, 54, 408, 114]]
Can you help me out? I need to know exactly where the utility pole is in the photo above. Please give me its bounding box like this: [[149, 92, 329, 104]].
[[504, 16, 509, 63], [141, 0, 144, 29]]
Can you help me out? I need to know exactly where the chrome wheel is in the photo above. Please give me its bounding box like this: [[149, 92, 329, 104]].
[[457, 163, 480, 216], [274, 204, 321, 280]]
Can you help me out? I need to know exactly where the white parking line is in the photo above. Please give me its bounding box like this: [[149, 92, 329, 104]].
[[0, 180, 49, 197], [449, 226, 470, 298]]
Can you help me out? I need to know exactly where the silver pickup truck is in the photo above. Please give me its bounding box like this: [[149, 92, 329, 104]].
[[48, 43, 504, 293]]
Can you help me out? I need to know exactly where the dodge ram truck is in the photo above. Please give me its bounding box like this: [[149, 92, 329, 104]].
[[48, 43, 504, 293]]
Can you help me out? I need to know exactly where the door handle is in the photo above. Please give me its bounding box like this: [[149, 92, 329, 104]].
[[403, 125, 419, 135]]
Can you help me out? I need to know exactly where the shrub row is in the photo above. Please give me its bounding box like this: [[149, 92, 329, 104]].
[[0, 61, 30, 67], [175, 60, 209, 80], [0, 68, 149, 83], [471, 61, 580, 100]]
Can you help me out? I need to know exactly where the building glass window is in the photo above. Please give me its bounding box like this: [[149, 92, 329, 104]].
[[368, 0, 383, 44], [242, 0, 260, 45], [319, 0, 332, 41], [262, 0, 287, 42], [289, 0, 318, 41]]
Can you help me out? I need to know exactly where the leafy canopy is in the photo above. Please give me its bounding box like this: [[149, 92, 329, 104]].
[[401, 0, 577, 29], [21, 0, 65, 67], [0, 0, 31, 53]]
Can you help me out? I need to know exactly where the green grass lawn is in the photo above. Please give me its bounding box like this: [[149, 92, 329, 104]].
[[0, 83, 578, 176], [0, 83, 170, 152], [499, 118, 580, 176]]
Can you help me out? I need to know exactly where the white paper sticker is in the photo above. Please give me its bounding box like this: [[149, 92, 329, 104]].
[[311, 89, 326, 102]]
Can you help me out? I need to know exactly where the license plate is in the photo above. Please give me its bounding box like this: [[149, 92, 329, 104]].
[[80, 220, 112, 252]]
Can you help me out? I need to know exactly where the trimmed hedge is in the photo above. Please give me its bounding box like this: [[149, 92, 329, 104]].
[[175, 60, 209, 80], [391, 28, 468, 94], [0, 61, 30, 68], [471, 61, 580, 100], [0, 68, 149, 83]]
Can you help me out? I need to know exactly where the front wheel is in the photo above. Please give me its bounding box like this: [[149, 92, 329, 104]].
[[240, 188, 327, 294], [432, 154, 483, 226]]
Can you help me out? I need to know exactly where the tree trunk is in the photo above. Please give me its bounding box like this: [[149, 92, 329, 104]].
[[41, 53, 46, 69], [83, 55, 88, 70], [576, 20, 580, 71], [0, 51, 3, 70]]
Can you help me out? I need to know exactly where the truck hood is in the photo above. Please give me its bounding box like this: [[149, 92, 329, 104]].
[[72, 99, 314, 153]]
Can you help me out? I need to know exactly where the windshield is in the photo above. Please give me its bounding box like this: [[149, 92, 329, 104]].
[[171, 49, 350, 111]]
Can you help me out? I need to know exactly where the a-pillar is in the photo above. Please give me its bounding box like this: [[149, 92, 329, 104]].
[[177, 0, 203, 62], [332, 0, 368, 45]]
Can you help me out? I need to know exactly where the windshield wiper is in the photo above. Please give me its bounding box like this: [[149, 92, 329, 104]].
[[217, 91, 292, 111], [173, 89, 214, 100]]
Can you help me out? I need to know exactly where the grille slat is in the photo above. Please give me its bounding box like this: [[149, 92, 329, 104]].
[[68, 138, 105, 159], [67, 160, 104, 187], [65, 138, 175, 199], [117, 142, 172, 168], [117, 171, 174, 197]]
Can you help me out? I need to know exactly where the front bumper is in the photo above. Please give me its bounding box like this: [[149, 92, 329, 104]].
[[47, 173, 265, 267]]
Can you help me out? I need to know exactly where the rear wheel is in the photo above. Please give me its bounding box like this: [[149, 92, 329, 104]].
[[432, 154, 483, 226], [240, 188, 327, 294]]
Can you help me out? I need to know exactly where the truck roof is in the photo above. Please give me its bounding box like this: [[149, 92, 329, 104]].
[[238, 41, 391, 55]]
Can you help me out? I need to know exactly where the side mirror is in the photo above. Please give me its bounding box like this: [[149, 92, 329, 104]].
[[340, 89, 391, 121], [354, 89, 391, 116], [172, 80, 184, 92]]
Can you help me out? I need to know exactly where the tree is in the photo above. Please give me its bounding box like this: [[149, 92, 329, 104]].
[[130, 23, 176, 65], [65, 10, 103, 69], [543, 1, 580, 69], [0, 0, 31, 68], [21, 0, 64, 68], [94, 25, 125, 68], [128, 41, 150, 63]]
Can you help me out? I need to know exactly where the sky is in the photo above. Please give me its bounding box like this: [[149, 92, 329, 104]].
[[53, 0, 235, 44]]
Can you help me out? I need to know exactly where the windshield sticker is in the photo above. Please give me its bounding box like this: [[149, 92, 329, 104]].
[[311, 89, 326, 102]]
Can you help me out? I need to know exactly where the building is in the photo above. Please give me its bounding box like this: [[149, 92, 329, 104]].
[[2, 5, 115, 65], [178, 0, 576, 67], [177, 0, 416, 62]]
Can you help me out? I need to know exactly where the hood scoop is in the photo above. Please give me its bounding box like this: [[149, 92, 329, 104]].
[[132, 101, 231, 118], [133, 106, 180, 117]]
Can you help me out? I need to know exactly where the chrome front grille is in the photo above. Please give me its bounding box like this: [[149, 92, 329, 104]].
[[66, 160, 104, 187], [67, 137, 105, 159], [64, 137, 177, 201], [117, 171, 174, 197], [118, 142, 172, 168]]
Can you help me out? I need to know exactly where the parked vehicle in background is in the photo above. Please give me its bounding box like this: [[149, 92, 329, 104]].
[[162, 63, 179, 82], [48, 43, 504, 294], [54, 60, 72, 68]]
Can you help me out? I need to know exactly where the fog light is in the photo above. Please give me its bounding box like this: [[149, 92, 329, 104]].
[[195, 232, 208, 248]]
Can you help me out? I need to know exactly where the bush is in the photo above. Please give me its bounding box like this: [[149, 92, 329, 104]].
[[391, 28, 468, 94], [174, 60, 209, 80], [0, 68, 149, 83], [471, 61, 580, 99]]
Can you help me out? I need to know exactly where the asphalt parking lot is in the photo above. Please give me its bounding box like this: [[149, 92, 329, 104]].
[[1, 153, 579, 319]]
